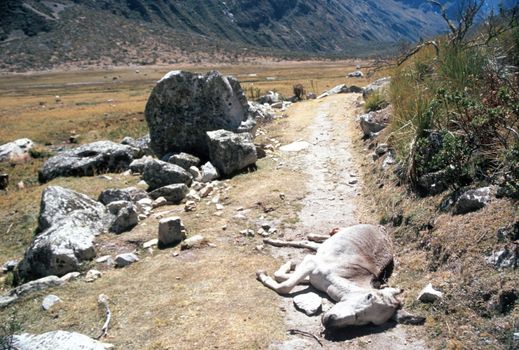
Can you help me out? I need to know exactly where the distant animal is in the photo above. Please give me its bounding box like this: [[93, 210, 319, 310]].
[[257, 224, 423, 328]]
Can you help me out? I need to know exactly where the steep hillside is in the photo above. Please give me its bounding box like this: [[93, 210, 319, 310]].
[[0, 0, 448, 71]]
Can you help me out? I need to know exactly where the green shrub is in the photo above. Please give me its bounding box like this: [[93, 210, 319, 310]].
[[364, 92, 389, 112]]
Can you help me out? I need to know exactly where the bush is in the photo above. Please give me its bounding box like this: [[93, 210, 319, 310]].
[[0, 311, 22, 350], [365, 91, 389, 112]]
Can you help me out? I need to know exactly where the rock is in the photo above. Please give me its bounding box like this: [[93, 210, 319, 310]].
[[0, 295, 18, 308], [363, 77, 391, 99], [258, 91, 280, 104], [201, 162, 220, 182], [143, 239, 158, 249], [142, 159, 192, 191], [121, 134, 151, 156], [375, 144, 389, 156], [345, 85, 363, 93], [98, 187, 149, 205], [12, 330, 113, 350], [152, 197, 168, 208], [2, 260, 17, 274], [248, 101, 277, 123], [42, 294, 62, 311], [348, 70, 364, 78], [158, 217, 186, 247], [240, 229, 255, 237], [382, 153, 396, 169], [38, 141, 140, 183], [453, 187, 492, 215], [95, 255, 113, 264], [180, 235, 207, 250], [18, 187, 108, 280], [306, 92, 317, 100], [167, 152, 201, 171], [145, 70, 256, 159], [136, 197, 153, 217], [279, 141, 311, 152], [114, 253, 139, 268], [84, 269, 102, 283], [488, 290, 518, 315], [60, 272, 80, 282], [497, 222, 519, 242], [149, 184, 189, 204], [0, 173, 8, 190], [107, 201, 139, 234], [206, 129, 257, 176], [317, 84, 348, 99], [485, 244, 518, 269], [417, 283, 443, 303], [188, 166, 202, 181], [185, 200, 197, 212], [392, 309, 426, 325], [0, 138, 34, 163], [417, 169, 450, 196], [129, 156, 154, 174], [359, 107, 391, 137], [293, 292, 323, 316]]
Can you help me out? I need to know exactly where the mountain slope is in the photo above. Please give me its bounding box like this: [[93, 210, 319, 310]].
[[0, 0, 449, 71]]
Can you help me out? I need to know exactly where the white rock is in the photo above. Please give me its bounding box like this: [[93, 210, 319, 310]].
[[115, 253, 139, 268], [143, 239, 158, 249], [13, 330, 113, 350], [293, 292, 323, 316], [199, 184, 214, 198], [188, 166, 202, 181], [60, 272, 80, 282], [417, 283, 443, 303], [85, 270, 102, 283], [185, 200, 197, 212], [201, 162, 219, 183], [240, 229, 255, 237], [95, 255, 113, 264], [152, 197, 168, 208], [216, 203, 225, 211], [211, 195, 220, 204], [42, 294, 62, 311]]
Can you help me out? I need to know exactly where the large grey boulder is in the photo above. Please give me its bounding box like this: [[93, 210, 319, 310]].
[[149, 184, 189, 204], [13, 331, 113, 350], [145, 70, 256, 159], [129, 156, 155, 174], [98, 187, 149, 205], [363, 77, 391, 99], [0, 138, 34, 163], [167, 153, 201, 170], [1, 276, 64, 309], [142, 159, 192, 191], [18, 187, 108, 280], [206, 130, 257, 176], [453, 187, 492, 215], [39, 141, 140, 183]]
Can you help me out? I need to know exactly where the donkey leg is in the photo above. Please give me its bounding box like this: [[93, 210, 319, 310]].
[[263, 239, 320, 251], [257, 255, 316, 294], [274, 261, 310, 284]]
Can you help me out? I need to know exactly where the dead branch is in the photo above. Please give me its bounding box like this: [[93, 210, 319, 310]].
[[287, 329, 323, 346], [397, 40, 440, 66], [96, 294, 111, 340], [263, 238, 320, 251], [428, 0, 458, 35]]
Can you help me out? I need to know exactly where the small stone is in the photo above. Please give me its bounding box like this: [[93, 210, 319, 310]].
[[115, 253, 139, 268], [143, 239, 159, 249], [199, 184, 214, 198], [417, 283, 443, 303], [222, 224, 227, 231], [240, 229, 255, 237], [216, 203, 225, 211], [95, 255, 113, 264], [60, 272, 80, 282], [180, 235, 207, 250], [188, 166, 202, 181], [279, 193, 286, 200], [2, 260, 17, 274], [137, 180, 148, 189], [349, 179, 358, 185], [84, 269, 102, 283], [256, 245, 264, 251], [153, 197, 168, 208], [268, 227, 278, 235], [293, 292, 323, 316], [211, 195, 220, 204], [201, 162, 220, 183], [42, 294, 61, 311], [185, 200, 197, 212], [158, 217, 186, 247], [138, 214, 147, 221]]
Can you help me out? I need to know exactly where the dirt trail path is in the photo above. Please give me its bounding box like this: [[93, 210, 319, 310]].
[[268, 94, 427, 350]]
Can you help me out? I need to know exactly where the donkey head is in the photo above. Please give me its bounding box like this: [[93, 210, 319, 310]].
[[321, 287, 402, 328]]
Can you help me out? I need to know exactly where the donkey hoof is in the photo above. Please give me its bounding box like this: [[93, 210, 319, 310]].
[[256, 270, 267, 279]]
